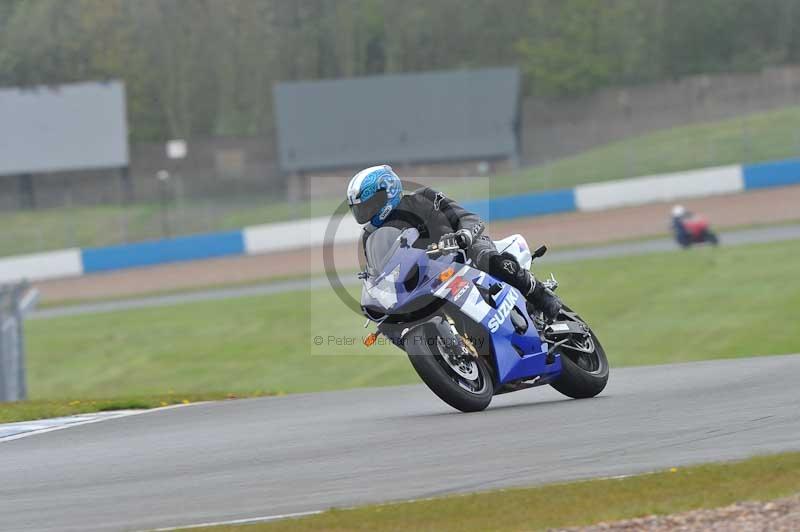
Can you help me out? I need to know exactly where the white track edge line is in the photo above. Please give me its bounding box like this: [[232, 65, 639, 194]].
[[148, 510, 325, 531], [0, 402, 207, 443]]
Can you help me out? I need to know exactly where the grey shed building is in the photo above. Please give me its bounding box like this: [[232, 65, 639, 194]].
[[0, 80, 129, 209], [273, 67, 521, 173]]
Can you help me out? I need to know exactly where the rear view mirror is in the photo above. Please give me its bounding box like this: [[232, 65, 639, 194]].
[[532, 245, 548, 259]]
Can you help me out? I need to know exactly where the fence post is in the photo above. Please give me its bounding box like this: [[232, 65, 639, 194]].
[[0, 282, 37, 402]]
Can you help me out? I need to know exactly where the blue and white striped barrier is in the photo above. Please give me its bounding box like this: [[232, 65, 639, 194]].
[[742, 158, 800, 189], [463, 188, 577, 221], [574, 165, 744, 211], [1, 157, 799, 283], [0, 249, 83, 283], [81, 231, 245, 274]]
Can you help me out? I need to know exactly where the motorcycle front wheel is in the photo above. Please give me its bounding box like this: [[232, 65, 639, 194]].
[[406, 322, 494, 413]]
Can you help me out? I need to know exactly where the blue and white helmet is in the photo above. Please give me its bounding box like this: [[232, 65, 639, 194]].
[[346, 165, 403, 226]]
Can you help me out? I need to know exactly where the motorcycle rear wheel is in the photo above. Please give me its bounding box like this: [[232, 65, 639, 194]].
[[550, 307, 609, 399], [704, 230, 719, 246]]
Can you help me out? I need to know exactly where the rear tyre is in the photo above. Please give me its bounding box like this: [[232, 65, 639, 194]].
[[705, 230, 719, 246], [550, 307, 609, 399], [407, 323, 494, 412]]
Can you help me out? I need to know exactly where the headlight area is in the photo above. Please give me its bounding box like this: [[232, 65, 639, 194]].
[[366, 264, 401, 309]]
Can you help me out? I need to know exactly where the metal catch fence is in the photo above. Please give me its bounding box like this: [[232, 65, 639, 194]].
[[0, 282, 38, 402]]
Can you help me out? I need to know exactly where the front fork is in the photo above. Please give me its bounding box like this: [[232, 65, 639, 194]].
[[432, 314, 479, 361]]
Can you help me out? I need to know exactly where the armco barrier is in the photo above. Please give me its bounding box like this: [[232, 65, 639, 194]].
[[2, 157, 800, 282]]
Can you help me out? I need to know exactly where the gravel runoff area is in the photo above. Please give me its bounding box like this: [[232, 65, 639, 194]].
[[556, 494, 800, 531], [34, 184, 800, 303]]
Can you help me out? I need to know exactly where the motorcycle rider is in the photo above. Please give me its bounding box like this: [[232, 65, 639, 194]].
[[671, 204, 692, 244], [346, 164, 562, 322]]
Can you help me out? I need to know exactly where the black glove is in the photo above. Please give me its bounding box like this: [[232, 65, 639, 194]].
[[454, 229, 473, 248], [437, 233, 460, 253], [439, 229, 472, 252]]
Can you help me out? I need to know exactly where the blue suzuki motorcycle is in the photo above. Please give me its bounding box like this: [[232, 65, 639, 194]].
[[360, 227, 609, 412]]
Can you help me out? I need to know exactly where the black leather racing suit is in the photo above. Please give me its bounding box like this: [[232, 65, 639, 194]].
[[360, 187, 536, 301]]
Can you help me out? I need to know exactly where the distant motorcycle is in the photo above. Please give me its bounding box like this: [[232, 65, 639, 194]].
[[359, 227, 609, 413], [674, 215, 719, 248]]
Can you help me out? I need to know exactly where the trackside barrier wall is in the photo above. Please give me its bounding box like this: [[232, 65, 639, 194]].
[[462, 188, 576, 221], [1, 157, 800, 282], [742, 158, 800, 189], [0, 249, 82, 284], [573, 165, 743, 211], [81, 231, 245, 273], [243, 215, 362, 255]]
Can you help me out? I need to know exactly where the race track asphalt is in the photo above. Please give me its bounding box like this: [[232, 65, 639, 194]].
[[2, 354, 799, 532]]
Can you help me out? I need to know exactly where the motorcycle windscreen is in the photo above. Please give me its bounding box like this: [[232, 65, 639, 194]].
[[362, 227, 424, 312], [364, 226, 403, 276]]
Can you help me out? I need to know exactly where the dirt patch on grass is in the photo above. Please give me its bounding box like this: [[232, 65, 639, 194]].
[[557, 493, 800, 531], [35, 185, 800, 303]]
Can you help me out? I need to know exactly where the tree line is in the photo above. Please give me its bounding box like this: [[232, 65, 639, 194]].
[[2, 0, 799, 142]]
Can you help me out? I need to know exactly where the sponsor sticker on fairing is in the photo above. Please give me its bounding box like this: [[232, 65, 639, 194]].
[[488, 289, 519, 332], [448, 276, 470, 301]]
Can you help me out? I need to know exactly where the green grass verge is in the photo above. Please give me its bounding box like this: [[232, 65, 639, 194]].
[[21, 238, 800, 400], [0, 392, 272, 424], [489, 104, 800, 196], [194, 452, 800, 531], [4, 105, 800, 257]]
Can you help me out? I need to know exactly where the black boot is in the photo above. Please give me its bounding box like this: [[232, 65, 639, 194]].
[[524, 274, 562, 323], [489, 253, 562, 322]]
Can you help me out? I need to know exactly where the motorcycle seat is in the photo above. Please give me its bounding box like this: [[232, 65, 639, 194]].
[[493, 234, 533, 270]]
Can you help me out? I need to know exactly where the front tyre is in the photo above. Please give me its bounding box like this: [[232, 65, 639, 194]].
[[550, 307, 609, 399], [406, 323, 494, 412]]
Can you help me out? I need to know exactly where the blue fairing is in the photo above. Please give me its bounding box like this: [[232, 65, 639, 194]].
[[362, 228, 561, 388], [452, 267, 562, 385]]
